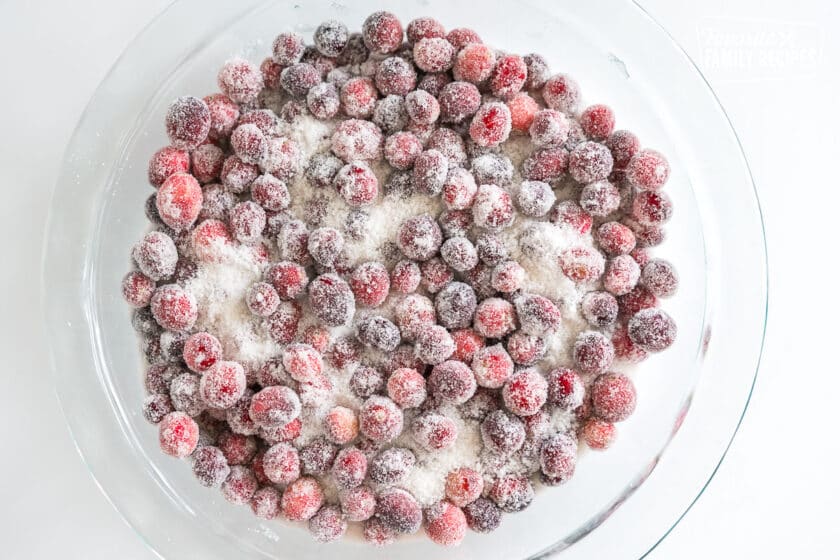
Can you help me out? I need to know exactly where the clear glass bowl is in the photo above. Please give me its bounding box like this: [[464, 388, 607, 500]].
[[42, 0, 767, 558]]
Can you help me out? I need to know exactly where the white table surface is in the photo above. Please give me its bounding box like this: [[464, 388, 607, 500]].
[[1, 1, 837, 558]]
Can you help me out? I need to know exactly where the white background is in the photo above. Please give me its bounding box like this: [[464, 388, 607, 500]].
[[1, 0, 837, 558]]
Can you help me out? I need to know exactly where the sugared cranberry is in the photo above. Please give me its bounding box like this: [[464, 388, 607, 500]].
[[489, 54, 527, 100], [395, 293, 436, 342], [384, 132, 422, 170], [331, 118, 383, 162], [165, 96, 210, 150], [580, 104, 616, 140], [437, 237, 476, 273], [204, 93, 239, 141], [308, 274, 355, 327], [490, 260, 524, 293], [522, 147, 568, 182], [372, 57, 415, 97], [191, 144, 224, 184], [151, 284, 197, 332], [306, 82, 340, 119], [282, 477, 325, 521], [539, 432, 576, 482], [474, 232, 507, 267], [603, 255, 641, 296], [356, 315, 401, 352], [122, 271, 155, 308], [573, 331, 615, 374], [198, 184, 236, 222], [308, 505, 347, 543], [307, 227, 343, 267], [441, 169, 478, 211], [623, 217, 666, 248], [413, 37, 455, 73], [454, 43, 495, 83], [488, 474, 533, 512], [260, 442, 300, 485], [250, 174, 289, 212], [347, 262, 390, 308], [559, 246, 605, 284], [391, 260, 422, 294], [582, 418, 616, 450], [415, 324, 456, 365], [591, 372, 636, 422], [169, 371, 203, 416], [313, 19, 349, 57], [340, 485, 377, 522], [507, 92, 540, 133], [626, 148, 670, 190], [347, 366, 382, 399], [376, 487, 422, 534], [444, 467, 483, 507], [200, 361, 246, 409], [229, 201, 266, 244], [425, 500, 467, 546], [473, 298, 515, 339], [369, 447, 416, 485], [438, 209, 473, 239], [542, 73, 581, 112], [628, 308, 677, 352], [387, 368, 427, 409], [221, 465, 258, 505], [406, 17, 445, 44], [142, 394, 174, 424], [264, 261, 308, 301], [339, 77, 377, 118], [411, 412, 458, 451], [606, 130, 640, 169], [581, 291, 619, 327], [438, 82, 481, 125], [546, 367, 585, 410], [632, 190, 673, 225], [463, 498, 501, 533], [192, 445, 230, 487], [515, 293, 561, 336], [412, 149, 448, 195], [158, 411, 199, 458], [506, 332, 546, 366], [618, 285, 658, 317], [481, 410, 526, 456], [451, 329, 485, 363], [612, 324, 649, 363], [469, 102, 512, 148], [569, 141, 614, 184], [182, 332, 222, 373], [396, 214, 443, 261], [403, 90, 440, 127], [359, 396, 404, 443], [218, 58, 263, 104], [148, 146, 190, 188], [362, 11, 404, 54], [641, 258, 679, 297], [260, 57, 283, 90], [472, 152, 514, 185], [249, 487, 281, 520], [155, 173, 203, 231], [330, 446, 367, 489], [427, 360, 477, 404], [428, 127, 468, 166], [279, 62, 321, 98], [281, 343, 322, 383], [334, 161, 379, 207], [579, 180, 620, 217], [434, 282, 477, 331], [472, 184, 514, 230], [271, 31, 305, 65], [249, 385, 301, 428], [471, 343, 513, 389], [502, 368, 548, 417], [372, 95, 409, 134], [364, 517, 397, 546], [516, 180, 555, 218], [220, 155, 259, 194], [598, 221, 636, 256], [263, 137, 302, 182]]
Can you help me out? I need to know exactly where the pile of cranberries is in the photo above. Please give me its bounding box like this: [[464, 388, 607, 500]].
[[124, 11, 678, 547]]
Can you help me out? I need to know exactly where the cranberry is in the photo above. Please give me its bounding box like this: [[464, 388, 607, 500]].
[[506, 92, 540, 134], [437, 82, 481, 126], [362, 11, 403, 54], [618, 285, 658, 318], [304, 505, 346, 543], [578, 180, 619, 218], [542, 73, 581, 112], [488, 54, 527, 100], [220, 155, 259, 194], [245, 486, 281, 521], [197, 185, 234, 222], [148, 146, 190, 188], [282, 477, 325, 521], [142, 394, 174, 424], [228, 201, 265, 244], [582, 418, 616, 450], [217, 58, 262, 104], [260, 57, 283, 90], [372, 56, 415, 97], [441, 168, 478, 211], [387, 368, 427, 409], [573, 331, 615, 374], [546, 367, 584, 409], [438, 210, 472, 239], [356, 315, 401, 352], [191, 144, 224, 184], [428, 360, 476, 404], [329, 447, 367, 490], [304, 82, 339, 119], [415, 324, 456, 365], [249, 385, 301, 428], [463, 498, 501, 533], [384, 132, 422, 170], [488, 474, 533, 512], [404, 90, 440, 126], [269, 31, 304, 65], [443, 467, 483, 508], [395, 293, 436, 341], [451, 329, 485, 363], [337, 76, 376, 118], [155, 173, 203, 231], [627, 148, 670, 190], [368, 447, 415, 486], [391, 260, 421, 294], [192, 445, 230, 488], [311, 20, 348, 57], [376, 487, 422, 535], [339, 486, 376, 522], [334, 161, 379, 207], [475, 233, 508, 266], [489, 260, 524, 293], [411, 412, 458, 451], [641, 258, 679, 297], [597, 221, 636, 256], [346, 262, 390, 308], [412, 37, 455, 73], [591, 372, 637, 422], [539, 432, 577, 482], [471, 343, 513, 389], [345, 366, 381, 400], [515, 180, 554, 218], [623, 218, 666, 248], [604, 255, 641, 296], [264, 137, 302, 182], [515, 293, 561, 336], [606, 130, 640, 169], [428, 127, 468, 166], [331, 118, 383, 162], [453, 43, 495, 83], [199, 361, 245, 409], [413, 149, 448, 194], [502, 368, 548, 417], [364, 517, 397, 546], [278, 62, 320, 98], [258, 442, 298, 485], [611, 323, 648, 363], [581, 291, 618, 327], [628, 308, 677, 352], [308, 274, 355, 327], [263, 262, 306, 301], [559, 246, 605, 284], [280, 343, 322, 385], [150, 284, 197, 332], [437, 238, 476, 273], [203, 93, 239, 141], [473, 298, 516, 339], [396, 214, 443, 261], [372, 95, 408, 134], [305, 227, 342, 267], [403, 17, 443, 44], [219, 465, 258, 505], [158, 411, 199, 458], [519, 52, 548, 89], [435, 281, 477, 330], [506, 332, 547, 366], [359, 396, 403, 443], [424, 501, 468, 546], [579, 104, 615, 140], [122, 271, 155, 308], [164, 96, 210, 150], [632, 190, 673, 225], [469, 102, 512, 148], [472, 184, 513, 230], [569, 141, 614, 183], [522, 147, 568, 182]]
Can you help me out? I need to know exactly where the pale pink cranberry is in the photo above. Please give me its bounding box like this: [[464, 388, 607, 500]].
[[598, 221, 636, 255], [632, 190, 673, 225], [628, 308, 677, 352], [249, 487, 282, 520], [604, 255, 641, 296], [471, 343, 513, 389], [122, 271, 155, 308], [271, 31, 305, 65], [591, 372, 637, 422], [469, 102, 512, 147], [334, 161, 379, 207], [218, 58, 263, 103], [282, 477, 325, 521], [249, 385, 301, 427], [362, 11, 404, 54], [472, 184, 514, 230], [230, 201, 266, 244], [559, 246, 606, 284], [413, 37, 456, 73], [411, 412, 458, 451], [331, 119, 383, 162], [425, 501, 467, 546], [396, 214, 443, 261], [203, 93, 239, 141], [405, 90, 441, 125], [451, 329, 485, 363], [506, 332, 547, 366], [546, 368, 585, 409], [340, 77, 377, 118], [444, 467, 483, 507], [199, 361, 246, 409], [332, 447, 368, 489], [522, 147, 568, 182], [150, 284, 197, 332], [155, 173, 203, 231], [606, 130, 640, 169], [641, 259, 679, 297], [282, 343, 323, 383], [507, 92, 540, 133], [473, 298, 516, 338], [309, 505, 347, 543], [428, 360, 476, 404], [265, 261, 308, 300], [324, 406, 359, 445], [488, 474, 534, 512], [573, 331, 615, 374], [158, 411, 199, 458], [359, 396, 404, 443], [582, 418, 616, 450], [542, 73, 581, 112], [391, 260, 421, 293], [364, 517, 397, 546], [386, 368, 427, 409], [442, 168, 478, 211], [221, 466, 258, 505], [517, 180, 555, 217], [261, 442, 300, 485], [490, 54, 527, 100], [503, 368, 548, 417], [148, 146, 190, 187], [191, 144, 224, 184], [539, 432, 577, 482], [454, 43, 495, 83], [221, 155, 259, 194], [340, 486, 376, 522], [183, 332, 222, 372], [165, 96, 210, 150], [191, 220, 231, 264], [384, 131, 422, 170], [627, 148, 670, 190]]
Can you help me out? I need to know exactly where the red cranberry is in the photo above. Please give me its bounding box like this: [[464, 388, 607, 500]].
[[581, 291, 619, 327], [229, 201, 266, 244], [282, 343, 322, 383], [384, 131, 422, 170], [438, 209, 473, 239], [411, 412, 457, 451], [198, 185, 235, 222], [182, 332, 221, 373], [308, 505, 347, 543], [612, 323, 649, 363], [428, 127, 468, 166], [339, 76, 377, 118], [362, 11, 403, 54], [623, 218, 666, 248], [356, 315, 401, 352], [404, 90, 441, 126], [304, 82, 339, 119], [490, 260, 524, 293], [260, 442, 299, 485], [165, 96, 210, 150], [158, 411, 199, 458], [263, 137, 302, 181], [331, 118, 383, 162], [502, 368, 548, 416], [249, 385, 301, 427], [481, 409, 525, 456], [230, 124, 268, 166], [377, 487, 422, 534], [334, 161, 379, 207], [475, 232, 508, 266], [313, 19, 349, 56], [415, 324, 456, 365], [282, 477, 325, 521], [425, 501, 467, 546], [627, 148, 670, 190], [591, 372, 637, 422], [539, 432, 577, 482], [155, 173, 203, 231], [472, 184, 514, 230], [606, 130, 640, 169], [471, 343, 513, 389], [506, 332, 546, 366], [199, 361, 246, 409], [250, 174, 289, 212], [428, 360, 476, 404], [604, 255, 641, 296], [515, 293, 561, 336], [546, 367, 585, 409], [347, 366, 382, 399], [580, 104, 616, 140], [191, 144, 224, 184], [148, 146, 190, 187], [507, 92, 540, 134], [573, 331, 615, 374], [387, 368, 427, 409], [488, 474, 533, 512], [473, 298, 516, 339], [203, 93, 239, 141], [641, 259, 679, 297], [598, 221, 636, 256], [142, 394, 174, 424], [192, 445, 230, 487], [632, 190, 673, 225], [516, 180, 555, 218], [569, 141, 614, 183], [374, 56, 417, 96], [330, 447, 367, 489], [454, 43, 495, 83], [441, 168, 478, 211], [307, 227, 344, 267], [340, 486, 376, 522], [542, 73, 581, 112], [308, 274, 355, 326], [359, 396, 403, 443], [580, 180, 620, 217], [559, 246, 605, 284], [582, 418, 616, 450], [347, 261, 390, 307], [489, 54, 527, 100], [438, 81, 481, 125], [413, 37, 455, 73], [396, 214, 443, 261], [618, 285, 658, 317], [265, 261, 308, 301], [469, 102, 512, 148], [221, 465, 258, 505], [217, 58, 263, 104], [451, 329, 485, 363], [271, 31, 305, 65], [444, 467, 483, 507], [413, 149, 448, 195], [122, 271, 155, 308], [150, 284, 197, 332], [628, 308, 677, 352], [220, 155, 259, 194], [522, 146, 568, 182], [279, 62, 321, 98], [391, 260, 421, 293], [372, 95, 408, 134], [364, 517, 397, 546], [248, 487, 281, 520], [260, 57, 283, 90], [406, 17, 445, 44]]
